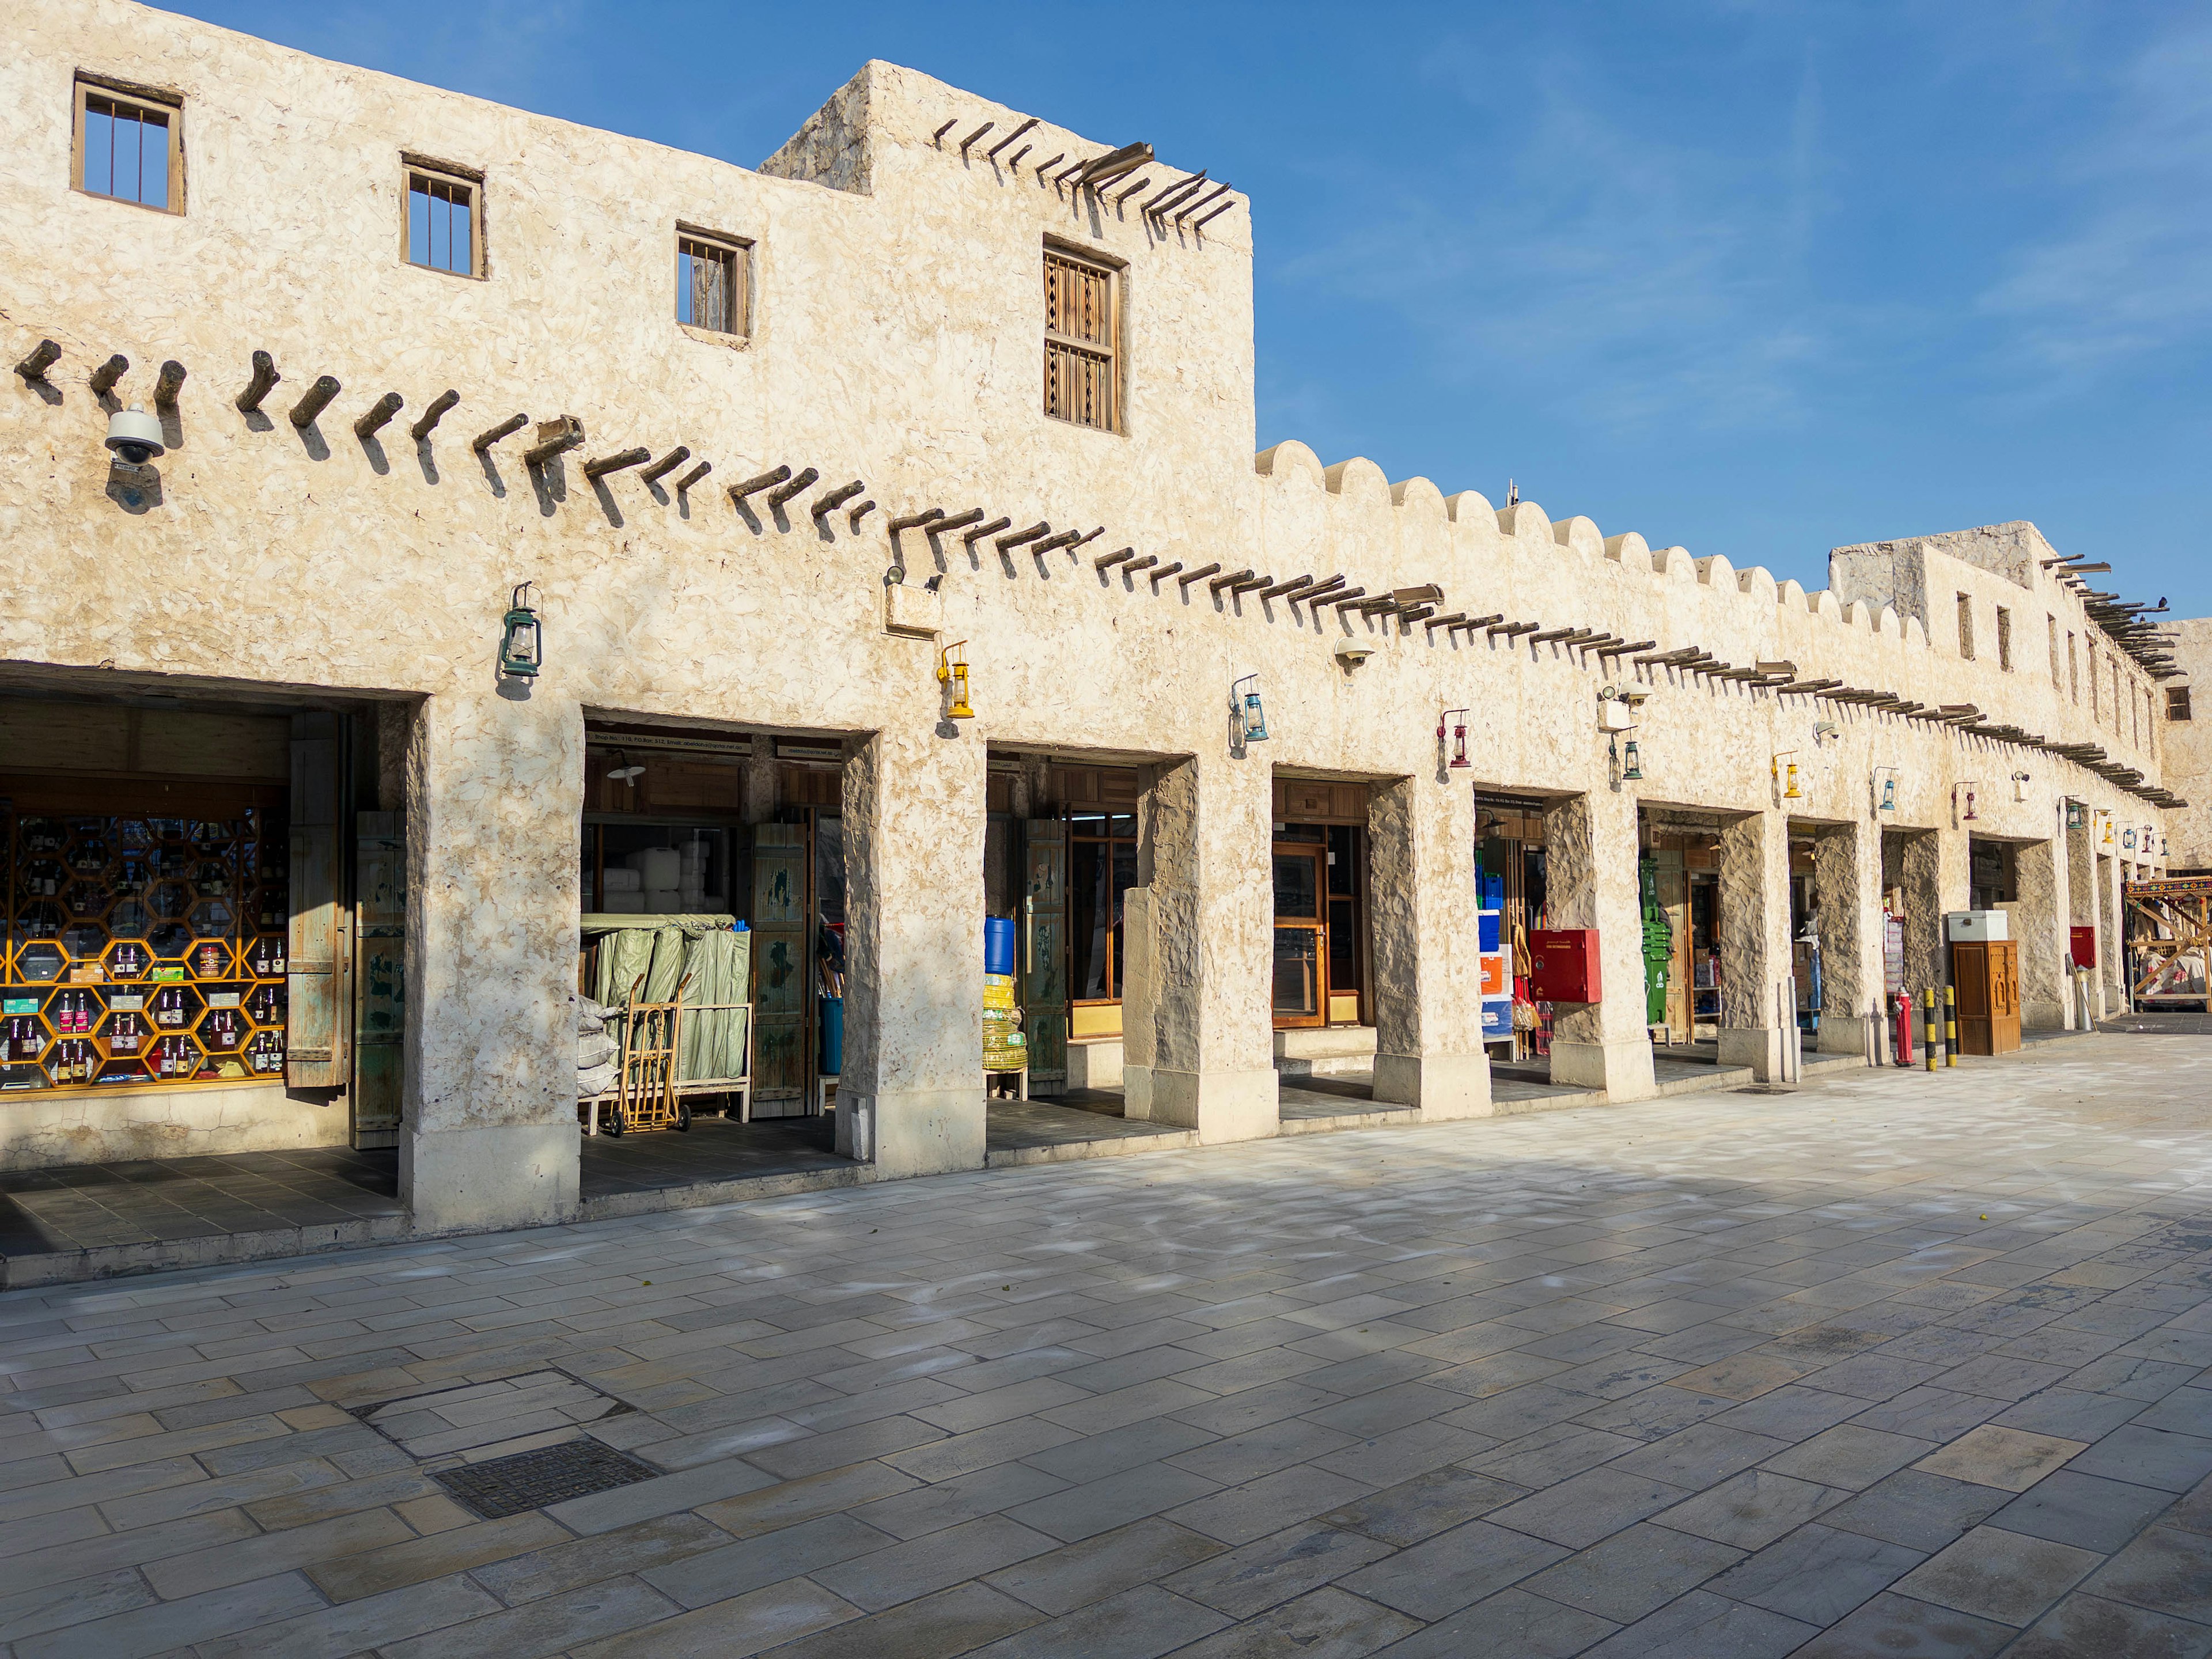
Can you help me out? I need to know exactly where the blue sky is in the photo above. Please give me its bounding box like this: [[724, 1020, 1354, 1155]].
[[169, 1, 2211, 612]]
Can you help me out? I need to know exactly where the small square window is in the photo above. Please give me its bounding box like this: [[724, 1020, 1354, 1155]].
[[74, 77, 181, 213], [676, 233, 748, 336], [406, 166, 480, 277]]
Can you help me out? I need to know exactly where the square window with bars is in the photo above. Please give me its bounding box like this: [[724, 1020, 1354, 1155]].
[[676, 235, 746, 335], [407, 170, 478, 276], [1043, 248, 1118, 432], [75, 80, 179, 212]]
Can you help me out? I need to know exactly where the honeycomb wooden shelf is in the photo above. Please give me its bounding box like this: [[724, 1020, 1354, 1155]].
[[2, 802, 291, 1094]]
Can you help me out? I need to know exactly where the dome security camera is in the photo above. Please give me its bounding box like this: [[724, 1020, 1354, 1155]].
[[105, 406, 165, 465]]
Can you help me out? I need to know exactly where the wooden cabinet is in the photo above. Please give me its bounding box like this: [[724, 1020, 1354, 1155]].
[[1952, 940, 2021, 1055]]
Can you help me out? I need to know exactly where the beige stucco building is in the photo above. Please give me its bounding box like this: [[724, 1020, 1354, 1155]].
[[0, 2, 2183, 1250]]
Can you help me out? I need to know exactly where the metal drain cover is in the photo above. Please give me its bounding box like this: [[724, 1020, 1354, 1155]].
[[431, 1437, 659, 1518]]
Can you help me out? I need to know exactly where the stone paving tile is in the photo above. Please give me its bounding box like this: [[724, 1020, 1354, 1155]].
[[1709, 1520, 1927, 1624], [1581, 1587, 1817, 1658], [16, 1038, 2212, 1655], [2005, 1590, 2212, 1659], [1910, 1423, 2087, 1492], [1788, 1589, 2016, 1657]]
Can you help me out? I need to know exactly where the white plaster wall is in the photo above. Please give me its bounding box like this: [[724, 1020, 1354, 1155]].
[[0, 2, 2178, 1200]]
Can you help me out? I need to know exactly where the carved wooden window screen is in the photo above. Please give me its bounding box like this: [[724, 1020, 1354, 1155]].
[[1043, 249, 1117, 431], [677, 234, 747, 336]]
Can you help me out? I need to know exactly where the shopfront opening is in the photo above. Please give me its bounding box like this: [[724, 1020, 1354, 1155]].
[[0, 689, 405, 1169], [987, 759, 1140, 1094], [579, 722, 846, 1128], [1272, 778, 1369, 1031]]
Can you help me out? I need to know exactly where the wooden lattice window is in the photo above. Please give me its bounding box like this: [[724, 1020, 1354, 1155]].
[[74, 77, 183, 213], [1044, 248, 1118, 432], [677, 233, 747, 336]]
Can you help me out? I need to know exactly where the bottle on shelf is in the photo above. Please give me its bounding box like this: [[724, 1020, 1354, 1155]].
[[111, 1013, 141, 1054]]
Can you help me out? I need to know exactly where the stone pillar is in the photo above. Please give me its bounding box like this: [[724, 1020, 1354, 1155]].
[[838, 726, 986, 1177], [2012, 839, 2070, 1031], [1121, 756, 1277, 1142], [742, 747, 778, 826], [1898, 829, 1969, 995], [1812, 821, 1884, 1056], [1368, 776, 1491, 1119], [2103, 851, 2129, 1013], [2066, 816, 2101, 1020], [1717, 809, 1793, 1080], [1541, 791, 1654, 1101], [400, 689, 582, 1233]]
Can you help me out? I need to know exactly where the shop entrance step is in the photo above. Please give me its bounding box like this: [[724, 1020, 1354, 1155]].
[[1274, 1025, 1379, 1077]]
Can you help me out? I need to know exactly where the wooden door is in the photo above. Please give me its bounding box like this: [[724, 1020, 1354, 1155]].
[[1954, 941, 1993, 1055], [1272, 844, 1327, 1028], [1022, 819, 1067, 1084], [751, 824, 809, 1099], [287, 712, 350, 1088], [1992, 940, 2022, 1053], [351, 810, 404, 1147]]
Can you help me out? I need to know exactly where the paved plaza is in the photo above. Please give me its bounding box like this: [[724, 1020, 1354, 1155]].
[[6, 1037, 2212, 1657]]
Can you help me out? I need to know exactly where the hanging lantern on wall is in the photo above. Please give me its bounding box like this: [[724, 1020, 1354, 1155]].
[[1774, 752, 1801, 800], [1955, 782, 1980, 823], [1875, 767, 1898, 815], [1232, 673, 1269, 744], [1438, 708, 1470, 769], [498, 582, 543, 677], [2065, 800, 2086, 830], [1622, 737, 1643, 781], [937, 641, 975, 719]]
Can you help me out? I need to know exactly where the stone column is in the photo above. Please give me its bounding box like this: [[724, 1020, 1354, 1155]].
[[1541, 791, 1654, 1101], [1812, 821, 1884, 1056], [1368, 776, 1491, 1119], [838, 726, 986, 1177], [1121, 756, 1277, 1142], [1717, 809, 1793, 1080], [2065, 816, 2101, 1019], [2012, 839, 2070, 1031], [400, 688, 582, 1233], [1898, 829, 1969, 995], [2103, 850, 2129, 1013]]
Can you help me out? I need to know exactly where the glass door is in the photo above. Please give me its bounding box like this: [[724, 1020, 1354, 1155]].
[[1272, 844, 1327, 1028]]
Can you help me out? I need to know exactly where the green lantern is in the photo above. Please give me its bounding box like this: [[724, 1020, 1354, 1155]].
[[499, 582, 543, 678]]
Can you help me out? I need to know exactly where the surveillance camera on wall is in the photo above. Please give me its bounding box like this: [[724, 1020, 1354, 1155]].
[[105, 407, 165, 466]]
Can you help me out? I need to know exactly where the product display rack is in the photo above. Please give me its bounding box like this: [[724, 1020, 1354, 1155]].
[[2, 805, 290, 1094]]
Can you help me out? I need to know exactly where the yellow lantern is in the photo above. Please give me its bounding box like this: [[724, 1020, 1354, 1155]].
[[937, 641, 975, 719], [1774, 752, 1801, 800]]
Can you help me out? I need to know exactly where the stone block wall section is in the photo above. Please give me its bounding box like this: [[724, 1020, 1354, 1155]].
[[0, 3, 2177, 1230]]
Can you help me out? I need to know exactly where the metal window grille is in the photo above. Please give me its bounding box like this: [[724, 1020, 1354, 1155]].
[[1044, 251, 1116, 431], [677, 237, 743, 334], [408, 173, 475, 275], [79, 92, 172, 210]]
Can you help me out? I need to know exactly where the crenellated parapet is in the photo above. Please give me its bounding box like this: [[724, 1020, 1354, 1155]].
[[1252, 441, 2169, 798]]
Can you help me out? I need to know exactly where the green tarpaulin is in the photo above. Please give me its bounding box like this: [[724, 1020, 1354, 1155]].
[[677, 928, 752, 1082]]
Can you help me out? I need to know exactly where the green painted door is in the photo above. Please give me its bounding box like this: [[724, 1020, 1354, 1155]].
[[1022, 819, 1067, 1085], [751, 824, 809, 1101]]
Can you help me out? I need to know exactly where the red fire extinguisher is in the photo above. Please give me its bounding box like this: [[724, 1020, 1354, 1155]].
[[1892, 992, 1915, 1067]]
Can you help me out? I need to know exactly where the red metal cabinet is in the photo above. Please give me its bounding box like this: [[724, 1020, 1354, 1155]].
[[1530, 929, 1601, 1004], [2069, 925, 2096, 969]]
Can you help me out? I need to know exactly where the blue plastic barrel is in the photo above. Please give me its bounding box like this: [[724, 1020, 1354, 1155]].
[[817, 996, 844, 1075], [984, 916, 1016, 977]]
